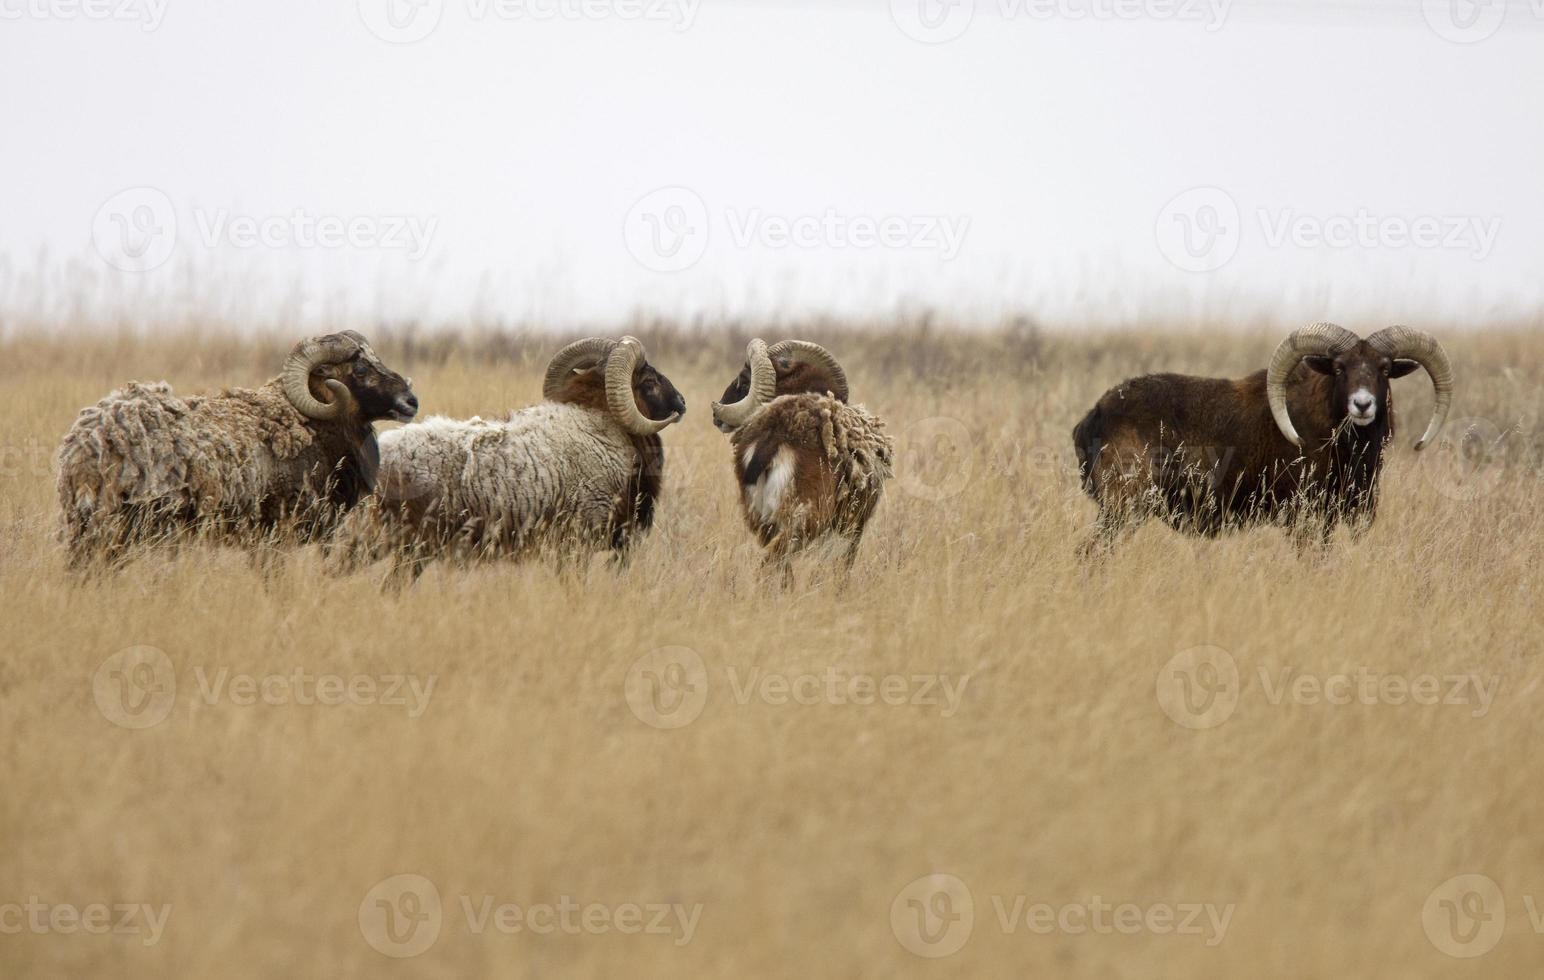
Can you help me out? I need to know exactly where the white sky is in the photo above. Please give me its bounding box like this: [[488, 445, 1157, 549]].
[[2, 0, 1542, 330]]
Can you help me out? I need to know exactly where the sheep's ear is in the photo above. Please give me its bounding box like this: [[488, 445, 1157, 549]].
[[1303, 356, 1335, 376], [1389, 359, 1421, 378]]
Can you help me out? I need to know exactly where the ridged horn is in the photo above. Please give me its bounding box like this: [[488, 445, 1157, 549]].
[[767, 339, 849, 403], [543, 338, 615, 401], [711, 338, 777, 429], [1265, 322, 1361, 447], [1367, 325, 1454, 451], [605, 336, 678, 436], [280, 334, 356, 420]]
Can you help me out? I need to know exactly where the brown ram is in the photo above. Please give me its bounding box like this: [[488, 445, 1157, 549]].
[[713, 339, 892, 583], [1072, 322, 1453, 553]]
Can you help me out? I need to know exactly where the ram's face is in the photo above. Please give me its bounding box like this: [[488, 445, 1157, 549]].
[[317, 340, 418, 424], [715, 365, 754, 432], [633, 361, 686, 423], [1303, 342, 1420, 429]]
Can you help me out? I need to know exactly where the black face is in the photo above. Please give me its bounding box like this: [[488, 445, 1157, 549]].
[[318, 347, 418, 424], [1304, 341, 1420, 431], [634, 362, 686, 422], [715, 365, 752, 431]]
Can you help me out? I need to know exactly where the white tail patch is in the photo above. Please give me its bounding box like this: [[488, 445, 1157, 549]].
[[745, 446, 797, 523]]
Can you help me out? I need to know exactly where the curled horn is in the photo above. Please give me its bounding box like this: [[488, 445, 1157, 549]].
[[542, 338, 615, 401], [1367, 325, 1454, 451], [281, 334, 356, 420], [711, 338, 777, 429], [767, 339, 849, 402], [605, 336, 679, 436], [1265, 322, 1361, 447]]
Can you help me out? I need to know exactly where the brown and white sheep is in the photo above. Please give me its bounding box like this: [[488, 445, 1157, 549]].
[[712, 339, 892, 583]]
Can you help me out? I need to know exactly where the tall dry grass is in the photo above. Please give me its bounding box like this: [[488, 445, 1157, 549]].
[[2, 320, 1542, 978]]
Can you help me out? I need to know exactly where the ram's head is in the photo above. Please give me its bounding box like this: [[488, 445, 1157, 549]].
[[542, 335, 685, 435], [281, 331, 418, 424], [712, 339, 849, 432]]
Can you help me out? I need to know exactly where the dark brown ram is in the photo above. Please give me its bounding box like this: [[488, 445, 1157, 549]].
[[1072, 322, 1453, 553]]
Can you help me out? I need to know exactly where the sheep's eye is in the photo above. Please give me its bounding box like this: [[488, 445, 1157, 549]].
[[352, 361, 369, 378], [1334, 365, 1344, 375]]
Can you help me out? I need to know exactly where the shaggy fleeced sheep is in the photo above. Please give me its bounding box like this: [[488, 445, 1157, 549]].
[[55, 331, 418, 566], [1072, 322, 1454, 554], [712, 339, 892, 582], [337, 335, 685, 581]]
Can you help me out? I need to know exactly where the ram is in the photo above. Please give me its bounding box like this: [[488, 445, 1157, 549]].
[[1071, 322, 1453, 554], [56, 331, 418, 566], [712, 339, 892, 584], [339, 335, 684, 581]]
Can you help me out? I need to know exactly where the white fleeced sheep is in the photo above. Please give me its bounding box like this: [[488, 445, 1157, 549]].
[[337, 335, 685, 582]]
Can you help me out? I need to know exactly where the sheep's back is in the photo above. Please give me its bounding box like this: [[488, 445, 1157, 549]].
[[56, 381, 315, 518], [373, 403, 637, 544]]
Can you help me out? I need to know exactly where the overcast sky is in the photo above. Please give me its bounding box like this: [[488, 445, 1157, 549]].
[[3, 0, 1542, 330]]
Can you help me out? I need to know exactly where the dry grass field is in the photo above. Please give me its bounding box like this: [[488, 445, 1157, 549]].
[[3, 318, 1543, 978]]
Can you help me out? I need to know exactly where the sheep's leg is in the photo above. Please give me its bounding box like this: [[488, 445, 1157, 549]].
[[761, 533, 797, 592]]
